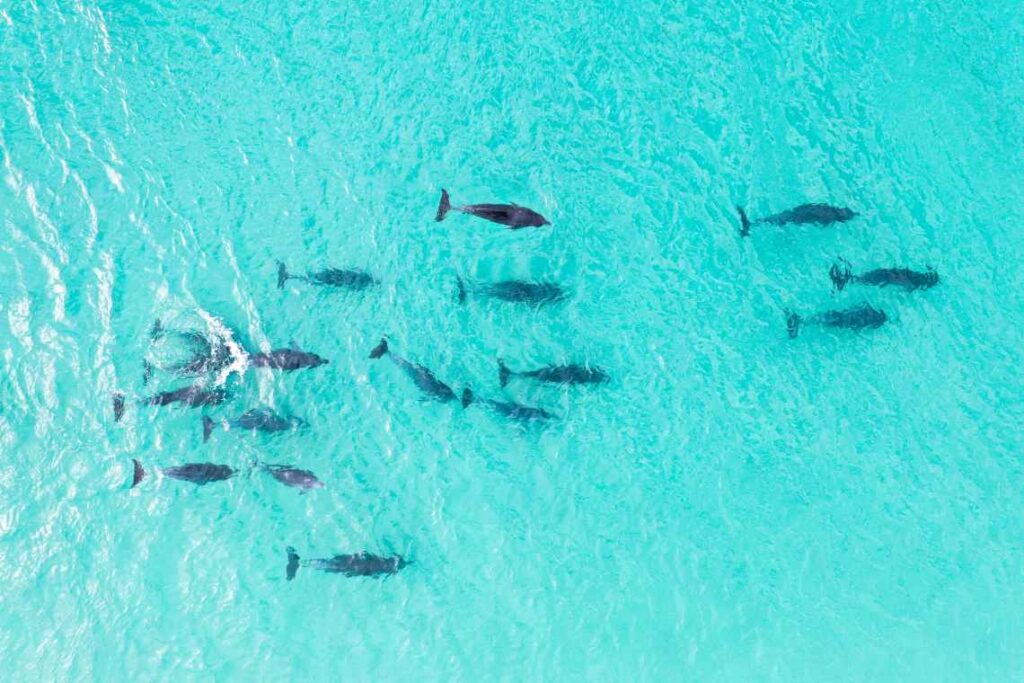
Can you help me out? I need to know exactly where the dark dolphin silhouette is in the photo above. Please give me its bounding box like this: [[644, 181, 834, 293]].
[[461, 388, 558, 423], [457, 277, 567, 307], [369, 337, 456, 402], [130, 459, 145, 488], [737, 204, 857, 237], [786, 304, 888, 338], [202, 408, 306, 442], [830, 259, 939, 292], [250, 345, 327, 371], [436, 189, 549, 229], [261, 464, 324, 491], [130, 459, 236, 487], [277, 261, 378, 290], [287, 547, 409, 580], [498, 359, 608, 388], [144, 384, 228, 408]]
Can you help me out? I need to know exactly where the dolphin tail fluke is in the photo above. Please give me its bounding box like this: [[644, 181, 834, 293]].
[[142, 361, 153, 386], [461, 387, 475, 408], [286, 547, 300, 581], [786, 310, 802, 339], [276, 261, 289, 289], [202, 416, 214, 443], [829, 259, 853, 291], [737, 207, 752, 237], [150, 319, 164, 339], [369, 337, 389, 359], [455, 276, 467, 305], [113, 393, 126, 423], [436, 189, 452, 222], [130, 458, 146, 488], [498, 359, 513, 388]]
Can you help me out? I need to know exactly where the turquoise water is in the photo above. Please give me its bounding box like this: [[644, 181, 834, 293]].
[[2, 0, 1023, 679]]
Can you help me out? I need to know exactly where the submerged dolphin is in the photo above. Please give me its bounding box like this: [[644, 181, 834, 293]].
[[737, 204, 857, 237], [286, 547, 409, 580], [260, 463, 324, 490], [250, 345, 328, 371], [461, 388, 558, 423], [144, 384, 228, 408], [150, 319, 233, 378], [498, 359, 608, 388], [786, 304, 888, 338], [130, 459, 236, 487], [202, 408, 306, 442], [435, 189, 549, 229], [457, 277, 567, 306], [369, 337, 456, 402], [277, 261, 378, 290], [830, 259, 939, 292]]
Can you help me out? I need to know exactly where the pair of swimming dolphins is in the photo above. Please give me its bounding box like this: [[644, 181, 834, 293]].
[[128, 458, 323, 490], [369, 338, 607, 423]]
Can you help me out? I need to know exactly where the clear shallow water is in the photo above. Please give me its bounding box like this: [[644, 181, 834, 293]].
[[2, 0, 1023, 679]]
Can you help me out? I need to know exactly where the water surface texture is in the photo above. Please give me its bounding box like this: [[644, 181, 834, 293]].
[[2, 1, 1023, 680]]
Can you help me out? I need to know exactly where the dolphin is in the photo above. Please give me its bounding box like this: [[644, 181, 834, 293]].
[[786, 304, 888, 338], [202, 408, 306, 442], [737, 204, 857, 237], [435, 188, 549, 229], [286, 547, 409, 580], [369, 337, 457, 402], [130, 459, 236, 487], [830, 259, 939, 292], [250, 345, 327, 371], [498, 359, 608, 388], [277, 261, 378, 290], [261, 464, 324, 491], [457, 277, 567, 306], [144, 384, 228, 408], [461, 388, 558, 423]]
